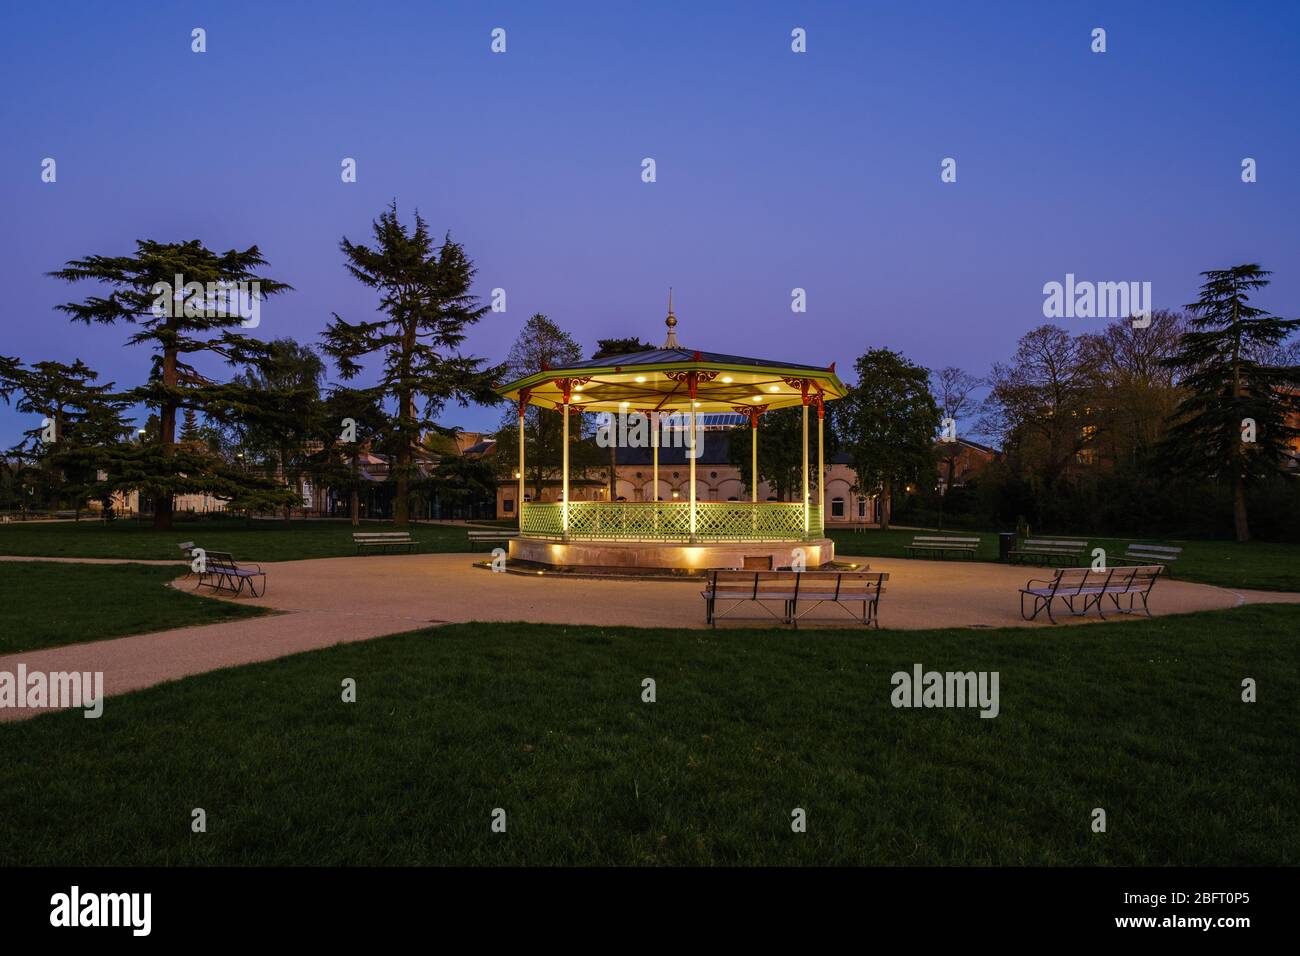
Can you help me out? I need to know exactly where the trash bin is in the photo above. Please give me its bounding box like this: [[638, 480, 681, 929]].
[[998, 532, 1016, 561]]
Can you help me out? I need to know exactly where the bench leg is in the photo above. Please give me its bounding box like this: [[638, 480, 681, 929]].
[[1021, 593, 1050, 622]]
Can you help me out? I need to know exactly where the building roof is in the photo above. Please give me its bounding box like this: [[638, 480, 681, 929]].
[[497, 310, 846, 414]]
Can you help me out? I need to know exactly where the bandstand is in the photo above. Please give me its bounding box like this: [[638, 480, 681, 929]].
[[496, 304, 847, 570]]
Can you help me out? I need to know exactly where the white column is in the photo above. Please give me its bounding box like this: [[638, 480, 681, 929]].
[[652, 413, 659, 502], [517, 406, 526, 531], [751, 417, 758, 503], [689, 402, 697, 540], [817, 400, 824, 536], [802, 401, 809, 536], [562, 399, 570, 537]]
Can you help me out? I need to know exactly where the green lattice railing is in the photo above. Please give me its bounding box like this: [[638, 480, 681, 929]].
[[520, 501, 823, 541]]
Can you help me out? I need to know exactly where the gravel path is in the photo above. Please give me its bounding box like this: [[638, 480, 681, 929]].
[[2, 552, 1295, 721]]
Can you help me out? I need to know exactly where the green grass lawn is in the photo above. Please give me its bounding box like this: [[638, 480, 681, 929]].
[[828, 527, 1300, 591], [0, 562, 268, 653], [1, 605, 1294, 866], [0, 517, 487, 562]]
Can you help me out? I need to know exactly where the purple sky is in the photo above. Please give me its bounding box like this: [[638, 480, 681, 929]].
[[2, 1, 1297, 443]]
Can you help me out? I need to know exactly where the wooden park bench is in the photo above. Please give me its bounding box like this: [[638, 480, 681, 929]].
[[788, 570, 889, 628], [1120, 543, 1182, 577], [701, 569, 887, 628], [194, 550, 266, 598], [467, 529, 519, 551], [1008, 538, 1087, 566], [904, 535, 980, 559], [353, 531, 417, 555], [1019, 565, 1162, 624]]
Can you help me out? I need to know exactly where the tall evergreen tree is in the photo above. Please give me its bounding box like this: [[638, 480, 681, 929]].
[[229, 339, 327, 523], [312, 386, 389, 526], [321, 204, 500, 527], [48, 239, 294, 528], [1160, 264, 1300, 541], [0, 358, 133, 515]]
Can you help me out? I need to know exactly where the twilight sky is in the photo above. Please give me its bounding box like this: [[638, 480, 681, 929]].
[[2, 0, 1297, 444]]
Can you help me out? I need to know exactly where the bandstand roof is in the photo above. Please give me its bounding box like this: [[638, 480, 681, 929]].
[[497, 305, 847, 414]]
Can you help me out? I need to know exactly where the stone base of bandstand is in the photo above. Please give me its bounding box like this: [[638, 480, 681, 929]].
[[508, 536, 835, 571]]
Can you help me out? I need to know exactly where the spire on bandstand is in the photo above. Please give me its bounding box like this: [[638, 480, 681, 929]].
[[662, 287, 680, 348]]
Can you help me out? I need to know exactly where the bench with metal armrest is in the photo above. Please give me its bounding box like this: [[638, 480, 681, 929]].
[[194, 551, 266, 598], [1019, 565, 1162, 623]]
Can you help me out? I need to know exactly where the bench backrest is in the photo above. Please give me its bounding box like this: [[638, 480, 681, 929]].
[[1125, 544, 1182, 559], [204, 551, 240, 572], [911, 536, 980, 544], [709, 570, 796, 597], [793, 570, 888, 597], [1124, 565, 1163, 592], [1046, 565, 1162, 595], [708, 569, 887, 598], [353, 532, 412, 541], [1022, 539, 1087, 549]]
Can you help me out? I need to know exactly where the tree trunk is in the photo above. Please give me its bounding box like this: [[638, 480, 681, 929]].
[[394, 449, 410, 528], [1230, 299, 1247, 543], [350, 451, 360, 526], [880, 479, 892, 530], [153, 339, 178, 531], [1233, 475, 1250, 543], [938, 455, 957, 531], [393, 327, 417, 529]]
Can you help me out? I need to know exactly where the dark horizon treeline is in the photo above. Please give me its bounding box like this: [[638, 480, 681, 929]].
[[907, 273, 1300, 541], [2, 209, 1298, 542]]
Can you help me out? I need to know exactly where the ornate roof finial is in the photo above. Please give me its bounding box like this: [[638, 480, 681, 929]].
[[663, 287, 680, 349]]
